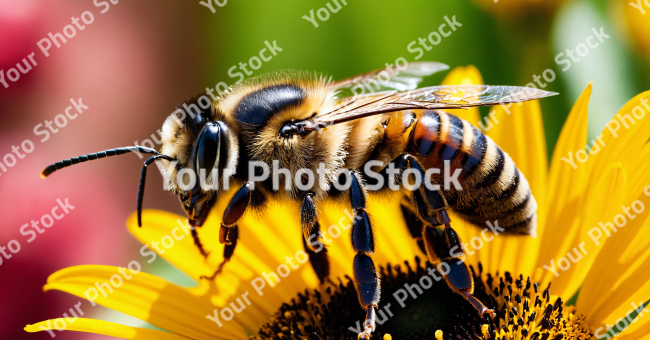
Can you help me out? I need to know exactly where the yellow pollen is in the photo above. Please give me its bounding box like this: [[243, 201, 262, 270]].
[[481, 324, 489, 338], [383, 334, 392, 340], [435, 330, 443, 340], [483, 272, 595, 339]]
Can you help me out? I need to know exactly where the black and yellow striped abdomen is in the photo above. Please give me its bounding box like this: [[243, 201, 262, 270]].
[[409, 110, 537, 236]]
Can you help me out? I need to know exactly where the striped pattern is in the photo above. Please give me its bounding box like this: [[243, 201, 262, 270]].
[[410, 110, 536, 236], [233, 84, 306, 129], [439, 114, 464, 162]]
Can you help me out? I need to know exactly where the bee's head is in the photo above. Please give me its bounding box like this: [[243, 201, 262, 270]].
[[160, 95, 239, 222], [40, 94, 239, 228]]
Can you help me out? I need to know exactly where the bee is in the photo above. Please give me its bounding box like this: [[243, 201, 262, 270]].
[[42, 61, 556, 339]]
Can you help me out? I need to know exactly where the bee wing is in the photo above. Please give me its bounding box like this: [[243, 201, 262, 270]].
[[329, 61, 449, 98], [316, 85, 558, 126]]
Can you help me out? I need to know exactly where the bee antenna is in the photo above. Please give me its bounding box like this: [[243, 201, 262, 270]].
[[137, 154, 175, 227], [41, 146, 164, 178]]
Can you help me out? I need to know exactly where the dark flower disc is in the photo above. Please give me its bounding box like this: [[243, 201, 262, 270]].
[[255, 257, 594, 340]]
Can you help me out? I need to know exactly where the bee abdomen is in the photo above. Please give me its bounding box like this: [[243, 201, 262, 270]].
[[410, 110, 536, 236]]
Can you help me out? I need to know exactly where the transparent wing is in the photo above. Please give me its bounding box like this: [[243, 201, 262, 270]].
[[330, 61, 450, 98], [315, 85, 558, 126]]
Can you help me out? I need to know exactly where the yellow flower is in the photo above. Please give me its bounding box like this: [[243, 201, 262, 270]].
[[25, 66, 650, 339]]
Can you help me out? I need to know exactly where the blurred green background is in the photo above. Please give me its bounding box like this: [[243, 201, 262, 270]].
[[203, 0, 649, 155], [1, 0, 648, 338]]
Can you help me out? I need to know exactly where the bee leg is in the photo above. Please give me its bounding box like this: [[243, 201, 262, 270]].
[[201, 182, 252, 281], [304, 227, 329, 281], [301, 192, 318, 250], [367, 154, 432, 254], [355, 255, 379, 340], [200, 226, 238, 280], [379, 154, 495, 319], [419, 194, 496, 319], [345, 170, 380, 339], [399, 202, 427, 254], [188, 195, 218, 258], [303, 221, 330, 283], [300, 192, 331, 283], [190, 227, 209, 258]]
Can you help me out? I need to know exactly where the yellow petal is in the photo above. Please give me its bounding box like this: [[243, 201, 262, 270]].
[[130, 209, 275, 331], [367, 196, 420, 265], [535, 84, 591, 287], [44, 265, 247, 340], [25, 318, 190, 340], [130, 207, 284, 331], [618, 318, 650, 340], [577, 199, 650, 331], [583, 91, 650, 204], [440, 65, 484, 86], [130, 196, 417, 334], [543, 162, 627, 301], [221, 198, 418, 332], [128, 210, 213, 282], [480, 99, 548, 276], [440, 65, 483, 126], [571, 91, 650, 336], [133, 205, 315, 332], [318, 196, 419, 275]]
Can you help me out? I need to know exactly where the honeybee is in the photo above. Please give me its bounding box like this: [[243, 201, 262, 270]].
[[42, 62, 556, 339]]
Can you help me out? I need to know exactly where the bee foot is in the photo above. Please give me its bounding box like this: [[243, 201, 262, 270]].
[[200, 259, 228, 280], [358, 305, 377, 339], [483, 308, 497, 320], [358, 328, 373, 340]]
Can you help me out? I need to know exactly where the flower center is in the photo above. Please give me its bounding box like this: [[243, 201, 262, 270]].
[[256, 258, 595, 339]]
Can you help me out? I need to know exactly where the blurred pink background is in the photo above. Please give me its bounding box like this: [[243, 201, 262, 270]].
[[0, 1, 205, 338]]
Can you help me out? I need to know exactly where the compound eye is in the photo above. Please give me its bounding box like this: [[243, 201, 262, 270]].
[[195, 122, 221, 174], [194, 121, 231, 182], [279, 124, 296, 138]]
